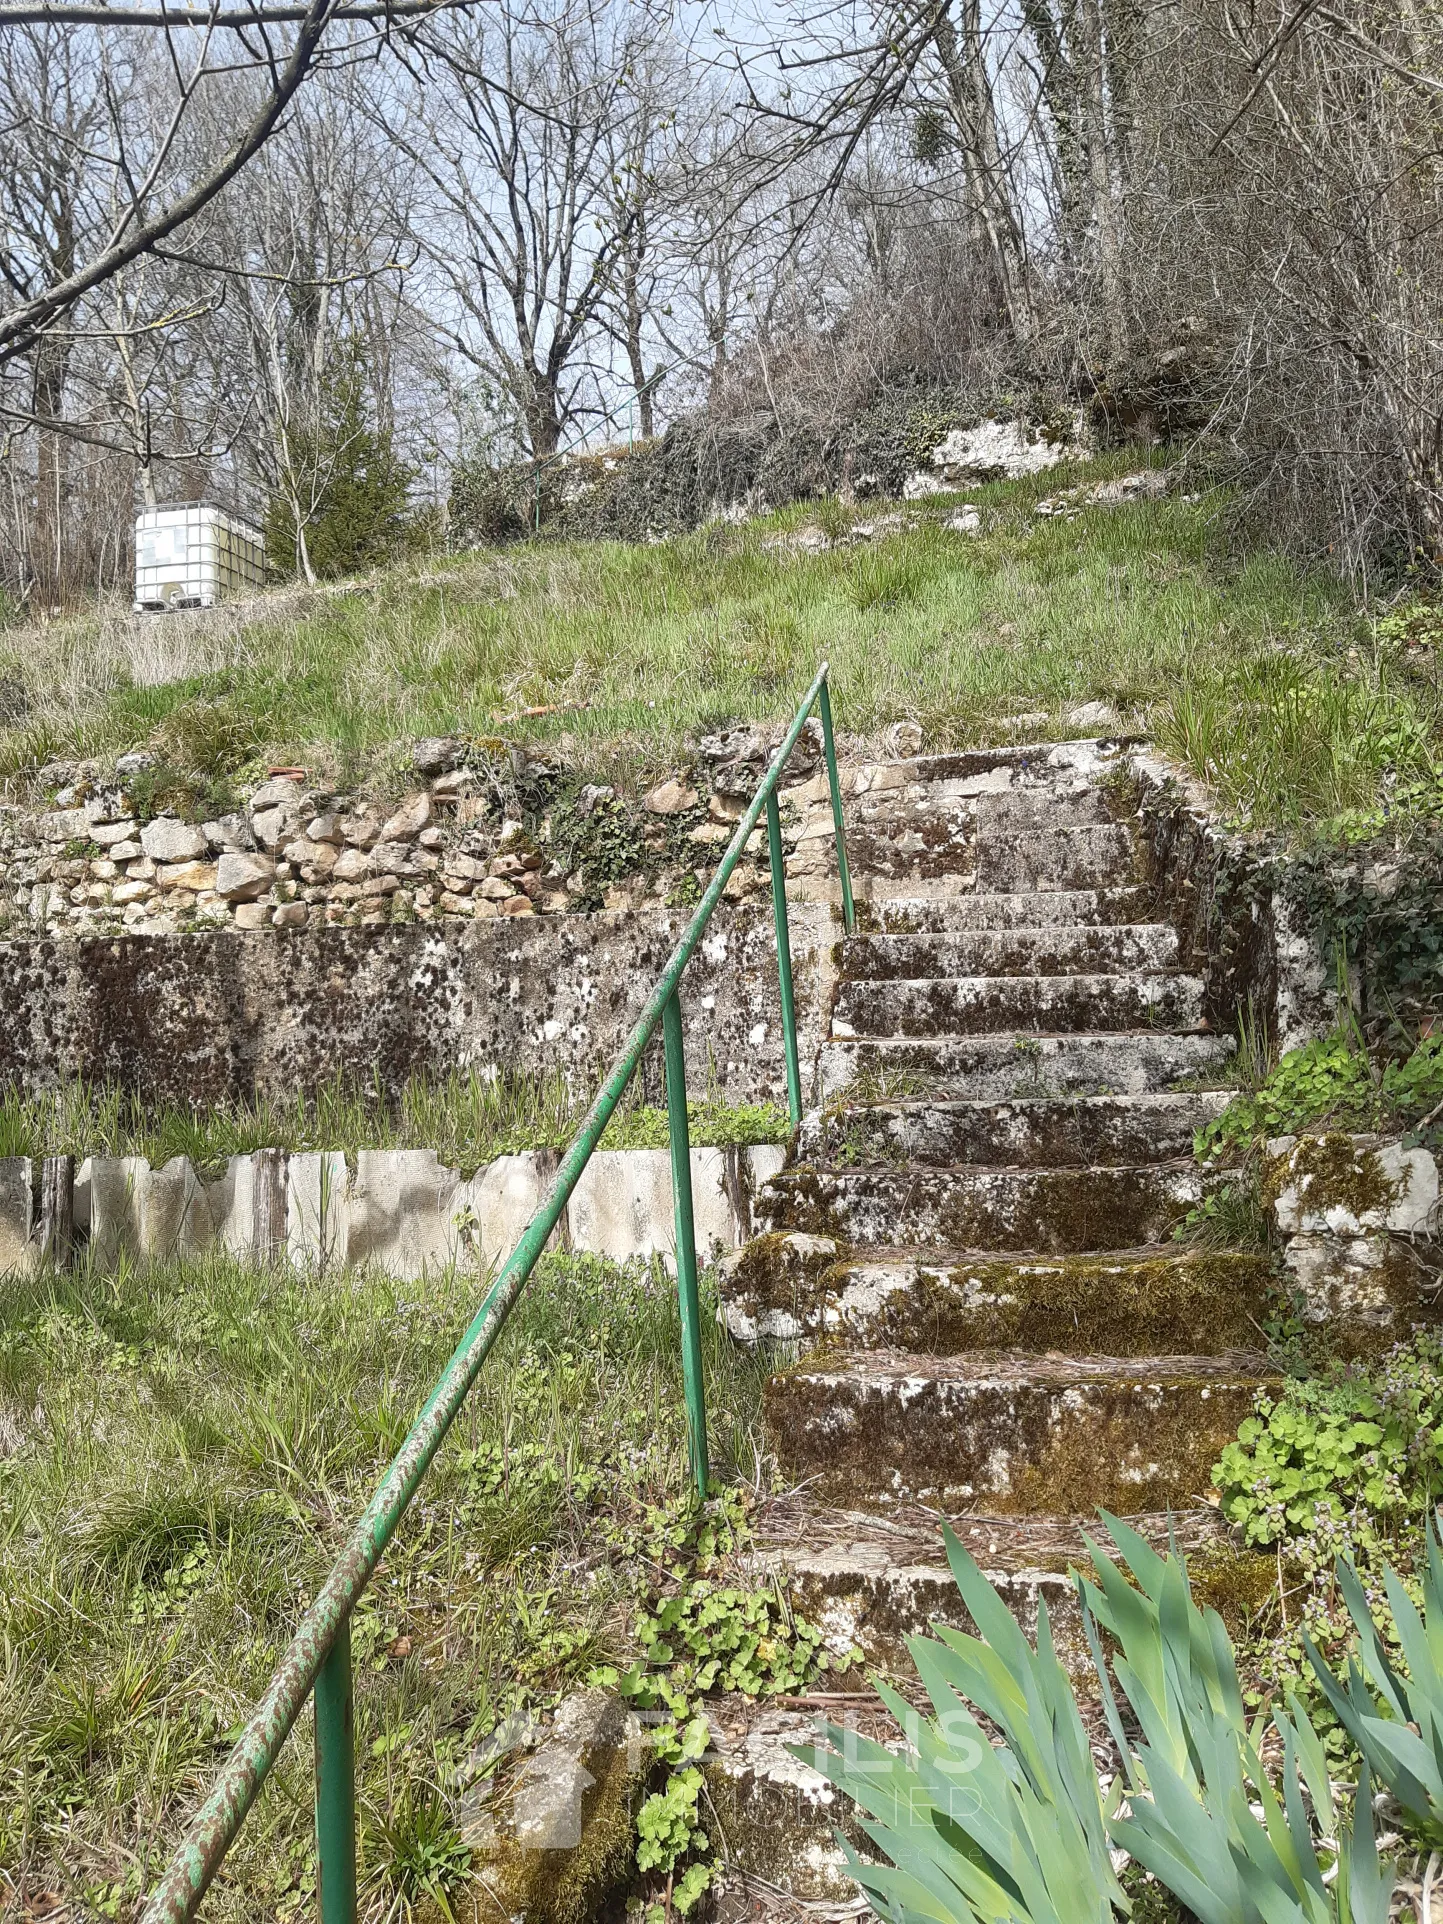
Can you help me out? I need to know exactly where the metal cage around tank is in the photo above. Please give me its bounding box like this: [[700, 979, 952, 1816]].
[[134, 502, 266, 612]]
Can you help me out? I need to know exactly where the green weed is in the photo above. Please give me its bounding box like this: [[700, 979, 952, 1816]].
[[0, 1069, 789, 1174], [0, 1248, 769, 1917]]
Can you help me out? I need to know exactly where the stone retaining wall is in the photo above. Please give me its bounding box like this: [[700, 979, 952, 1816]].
[[0, 903, 836, 1106], [1128, 747, 1335, 1051], [0, 1142, 786, 1280], [1263, 1131, 1441, 1346]]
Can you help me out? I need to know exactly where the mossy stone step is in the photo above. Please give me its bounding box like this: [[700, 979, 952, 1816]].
[[974, 785, 1114, 830], [840, 924, 1181, 981], [831, 970, 1206, 1039], [975, 823, 1139, 892], [818, 1029, 1236, 1100], [765, 1348, 1274, 1513], [719, 1237, 1271, 1352], [858, 887, 1151, 932], [743, 1502, 1253, 1672], [797, 1091, 1229, 1168], [760, 1161, 1202, 1250]]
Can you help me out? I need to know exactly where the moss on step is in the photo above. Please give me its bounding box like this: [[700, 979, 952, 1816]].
[[1186, 1540, 1283, 1639], [725, 1247, 1272, 1355], [765, 1359, 1271, 1515]]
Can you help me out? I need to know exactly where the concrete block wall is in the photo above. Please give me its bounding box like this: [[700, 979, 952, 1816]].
[[0, 1143, 787, 1281]]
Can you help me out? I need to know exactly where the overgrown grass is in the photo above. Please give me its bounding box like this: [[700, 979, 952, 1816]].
[[2, 453, 1436, 836], [0, 1070, 790, 1174], [0, 1249, 769, 1919]]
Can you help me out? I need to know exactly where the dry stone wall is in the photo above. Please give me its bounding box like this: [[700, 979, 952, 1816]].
[[0, 727, 844, 940]]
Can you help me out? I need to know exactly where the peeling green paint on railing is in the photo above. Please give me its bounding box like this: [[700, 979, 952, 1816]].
[[137, 661, 851, 1924]]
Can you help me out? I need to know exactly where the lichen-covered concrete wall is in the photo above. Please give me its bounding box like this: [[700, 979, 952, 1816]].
[[0, 1142, 787, 1279], [0, 902, 836, 1107]]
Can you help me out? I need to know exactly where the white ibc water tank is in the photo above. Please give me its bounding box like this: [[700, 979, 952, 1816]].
[[133, 502, 265, 612]]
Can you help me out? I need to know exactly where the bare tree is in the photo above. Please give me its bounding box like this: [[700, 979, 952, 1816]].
[[395, 0, 664, 458]]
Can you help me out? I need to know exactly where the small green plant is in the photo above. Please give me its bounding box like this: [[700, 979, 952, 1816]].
[[1171, 1174, 1270, 1250], [628, 1582, 837, 1700], [1214, 1333, 1443, 1546], [368, 1782, 473, 1921], [635, 1760, 712, 1921], [1193, 1034, 1443, 1162], [609, 1538, 848, 1921]]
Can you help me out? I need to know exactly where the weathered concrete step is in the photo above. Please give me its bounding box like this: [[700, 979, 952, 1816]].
[[856, 739, 1127, 789], [797, 1091, 1228, 1169], [831, 971, 1205, 1039], [858, 888, 1151, 931], [840, 924, 1180, 981], [746, 1502, 1240, 1672], [975, 786, 1114, 830], [819, 1030, 1235, 1100], [759, 1161, 1201, 1250], [975, 824, 1137, 892], [765, 1347, 1272, 1513], [720, 1235, 1270, 1351]]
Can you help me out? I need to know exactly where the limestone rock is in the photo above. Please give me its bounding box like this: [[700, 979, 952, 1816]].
[[432, 767, 480, 801], [1267, 1133, 1439, 1236], [478, 876, 514, 900], [156, 860, 218, 893], [461, 1692, 645, 1924], [381, 792, 432, 841], [216, 851, 276, 903], [413, 736, 462, 777], [341, 814, 380, 848], [142, 817, 209, 864], [333, 847, 369, 883], [108, 840, 142, 862], [233, 902, 271, 930], [204, 813, 255, 852], [643, 778, 698, 815], [91, 818, 139, 848], [250, 806, 292, 852], [273, 902, 309, 927], [1066, 699, 1121, 733], [369, 840, 419, 876], [39, 807, 91, 842], [249, 775, 305, 813], [113, 879, 153, 906], [307, 813, 345, 844]]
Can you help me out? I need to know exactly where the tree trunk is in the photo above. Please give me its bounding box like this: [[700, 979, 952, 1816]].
[[932, 0, 1034, 338]]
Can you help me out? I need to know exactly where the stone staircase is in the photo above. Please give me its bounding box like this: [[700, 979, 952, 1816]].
[[708, 739, 1276, 1899]]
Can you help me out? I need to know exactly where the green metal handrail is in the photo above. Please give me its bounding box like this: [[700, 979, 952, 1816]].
[[137, 661, 854, 1924]]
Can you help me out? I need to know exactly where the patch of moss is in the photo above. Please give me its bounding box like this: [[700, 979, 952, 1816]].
[[453, 1698, 648, 1924], [1187, 1541, 1283, 1640], [1261, 1131, 1402, 1222], [766, 1363, 1273, 1515]]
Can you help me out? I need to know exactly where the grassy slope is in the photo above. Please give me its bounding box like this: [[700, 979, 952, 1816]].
[[3, 453, 1436, 834], [0, 1252, 768, 1918]]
